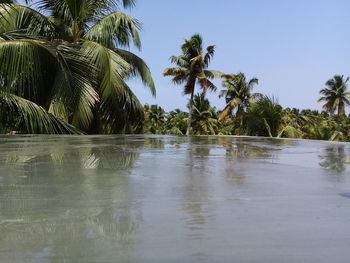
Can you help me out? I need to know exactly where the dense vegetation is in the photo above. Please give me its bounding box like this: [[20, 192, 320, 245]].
[[142, 96, 350, 142], [145, 73, 350, 142], [0, 1, 349, 142], [163, 34, 222, 135], [0, 0, 155, 134]]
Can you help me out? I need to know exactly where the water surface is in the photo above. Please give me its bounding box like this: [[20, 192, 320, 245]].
[[0, 136, 350, 263]]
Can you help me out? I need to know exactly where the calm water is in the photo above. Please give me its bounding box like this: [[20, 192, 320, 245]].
[[0, 135, 350, 263]]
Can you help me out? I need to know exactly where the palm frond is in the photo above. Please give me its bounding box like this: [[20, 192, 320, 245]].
[[204, 45, 215, 67], [56, 44, 99, 129], [204, 70, 224, 79], [0, 89, 82, 134], [0, 39, 57, 104], [84, 11, 141, 49], [198, 77, 217, 92], [0, 39, 98, 129], [0, 4, 55, 38], [184, 74, 196, 95], [163, 67, 187, 76], [181, 34, 203, 58], [170, 55, 188, 67], [82, 40, 143, 132], [114, 48, 156, 96], [82, 40, 131, 97]]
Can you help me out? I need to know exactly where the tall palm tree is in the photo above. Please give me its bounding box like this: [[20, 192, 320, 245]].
[[163, 34, 222, 135], [318, 75, 350, 116], [0, 0, 155, 134], [218, 73, 260, 121]]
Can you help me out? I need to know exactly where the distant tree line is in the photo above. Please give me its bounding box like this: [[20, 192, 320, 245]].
[[157, 34, 350, 141], [142, 95, 350, 141]]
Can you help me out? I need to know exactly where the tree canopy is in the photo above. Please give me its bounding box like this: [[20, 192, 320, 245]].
[[0, 0, 155, 134]]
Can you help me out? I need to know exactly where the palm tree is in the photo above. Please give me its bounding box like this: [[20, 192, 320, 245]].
[[244, 96, 282, 137], [218, 73, 260, 121], [163, 34, 222, 135], [277, 108, 312, 138], [318, 75, 350, 116], [143, 104, 166, 134], [0, 0, 155, 134], [166, 109, 188, 135], [191, 94, 218, 135]]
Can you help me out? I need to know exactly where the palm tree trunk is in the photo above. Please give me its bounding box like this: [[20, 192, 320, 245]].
[[338, 101, 345, 116], [236, 105, 244, 119], [186, 90, 195, 136], [218, 105, 231, 121], [72, 20, 82, 43]]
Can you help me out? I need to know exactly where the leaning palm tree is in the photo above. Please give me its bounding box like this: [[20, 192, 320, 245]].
[[0, 0, 155, 134], [163, 34, 222, 135], [318, 75, 350, 116], [218, 73, 260, 121]]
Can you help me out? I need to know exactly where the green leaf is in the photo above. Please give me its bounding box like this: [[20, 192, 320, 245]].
[[84, 11, 141, 49], [0, 89, 82, 134]]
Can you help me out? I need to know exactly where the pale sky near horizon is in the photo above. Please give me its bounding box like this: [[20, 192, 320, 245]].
[[127, 0, 350, 112], [21, 0, 350, 112]]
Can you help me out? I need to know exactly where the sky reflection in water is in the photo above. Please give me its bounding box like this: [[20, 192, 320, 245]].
[[0, 136, 349, 263]]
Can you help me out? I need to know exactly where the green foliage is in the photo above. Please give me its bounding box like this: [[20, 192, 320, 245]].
[[166, 109, 188, 135], [0, 90, 82, 134], [143, 104, 166, 134], [244, 96, 283, 137], [143, 97, 219, 136], [318, 75, 350, 116], [0, 0, 155, 134], [190, 94, 218, 135], [163, 34, 223, 135], [140, 93, 350, 142], [0, 3, 349, 143], [142, 71, 350, 142], [219, 72, 260, 120]]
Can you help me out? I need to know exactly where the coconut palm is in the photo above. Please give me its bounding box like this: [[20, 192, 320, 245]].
[[143, 104, 166, 134], [318, 75, 350, 116], [0, 0, 155, 134], [163, 34, 222, 135], [191, 94, 218, 135], [166, 109, 188, 135], [244, 96, 282, 137], [277, 108, 312, 138], [218, 73, 260, 121]]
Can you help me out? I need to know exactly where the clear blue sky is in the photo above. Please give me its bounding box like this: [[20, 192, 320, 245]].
[[125, 0, 350, 112], [21, 0, 350, 112]]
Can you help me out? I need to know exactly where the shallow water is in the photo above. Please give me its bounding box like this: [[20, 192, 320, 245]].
[[0, 135, 349, 263]]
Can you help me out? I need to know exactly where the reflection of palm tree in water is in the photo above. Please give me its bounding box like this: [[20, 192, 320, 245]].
[[217, 137, 281, 184], [319, 145, 350, 175], [182, 137, 214, 240], [216, 137, 246, 184], [0, 136, 145, 262], [217, 137, 278, 160], [218, 138, 249, 159]]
